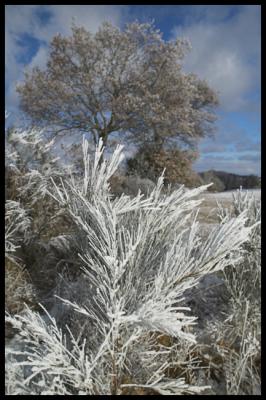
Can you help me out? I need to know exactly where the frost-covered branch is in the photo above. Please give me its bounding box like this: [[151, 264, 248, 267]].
[[6, 138, 258, 395]]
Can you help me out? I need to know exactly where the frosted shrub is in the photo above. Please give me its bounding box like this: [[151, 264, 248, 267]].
[[5, 125, 63, 205], [211, 189, 261, 394], [5, 119, 74, 337], [5, 200, 31, 256], [5, 118, 69, 240], [5, 138, 259, 395], [217, 188, 260, 307], [5, 198, 36, 330], [5, 119, 78, 287]]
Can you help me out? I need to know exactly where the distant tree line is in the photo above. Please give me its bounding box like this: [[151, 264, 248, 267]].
[[199, 170, 261, 192]]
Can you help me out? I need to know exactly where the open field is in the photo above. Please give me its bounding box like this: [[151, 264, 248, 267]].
[[197, 189, 261, 224]]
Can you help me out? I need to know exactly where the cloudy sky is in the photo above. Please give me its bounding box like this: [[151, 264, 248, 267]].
[[5, 5, 261, 175]]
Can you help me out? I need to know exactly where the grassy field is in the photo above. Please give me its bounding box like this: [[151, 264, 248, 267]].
[[197, 189, 261, 224]]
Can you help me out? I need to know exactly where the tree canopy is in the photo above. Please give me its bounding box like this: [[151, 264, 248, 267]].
[[17, 21, 218, 153]]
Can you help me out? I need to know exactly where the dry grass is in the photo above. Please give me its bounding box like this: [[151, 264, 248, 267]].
[[197, 194, 233, 224], [5, 258, 36, 314], [5, 257, 38, 341]]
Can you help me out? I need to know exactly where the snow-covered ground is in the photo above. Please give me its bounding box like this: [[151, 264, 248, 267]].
[[208, 189, 261, 197], [204, 188, 261, 200]]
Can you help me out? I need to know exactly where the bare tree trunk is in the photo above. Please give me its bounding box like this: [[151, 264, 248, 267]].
[[153, 128, 164, 151], [98, 130, 108, 165]]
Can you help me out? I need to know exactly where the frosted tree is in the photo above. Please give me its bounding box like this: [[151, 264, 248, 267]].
[[17, 21, 218, 153]]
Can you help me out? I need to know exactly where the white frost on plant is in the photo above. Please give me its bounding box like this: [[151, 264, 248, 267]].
[[5, 200, 31, 254], [6, 137, 259, 395]]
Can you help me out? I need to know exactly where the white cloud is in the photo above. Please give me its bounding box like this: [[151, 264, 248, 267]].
[[195, 116, 261, 175], [5, 5, 124, 120], [172, 5, 261, 112], [200, 143, 227, 153], [194, 157, 260, 176], [47, 5, 123, 36]]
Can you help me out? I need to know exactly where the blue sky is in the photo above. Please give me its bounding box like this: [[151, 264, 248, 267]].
[[5, 5, 261, 175]]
